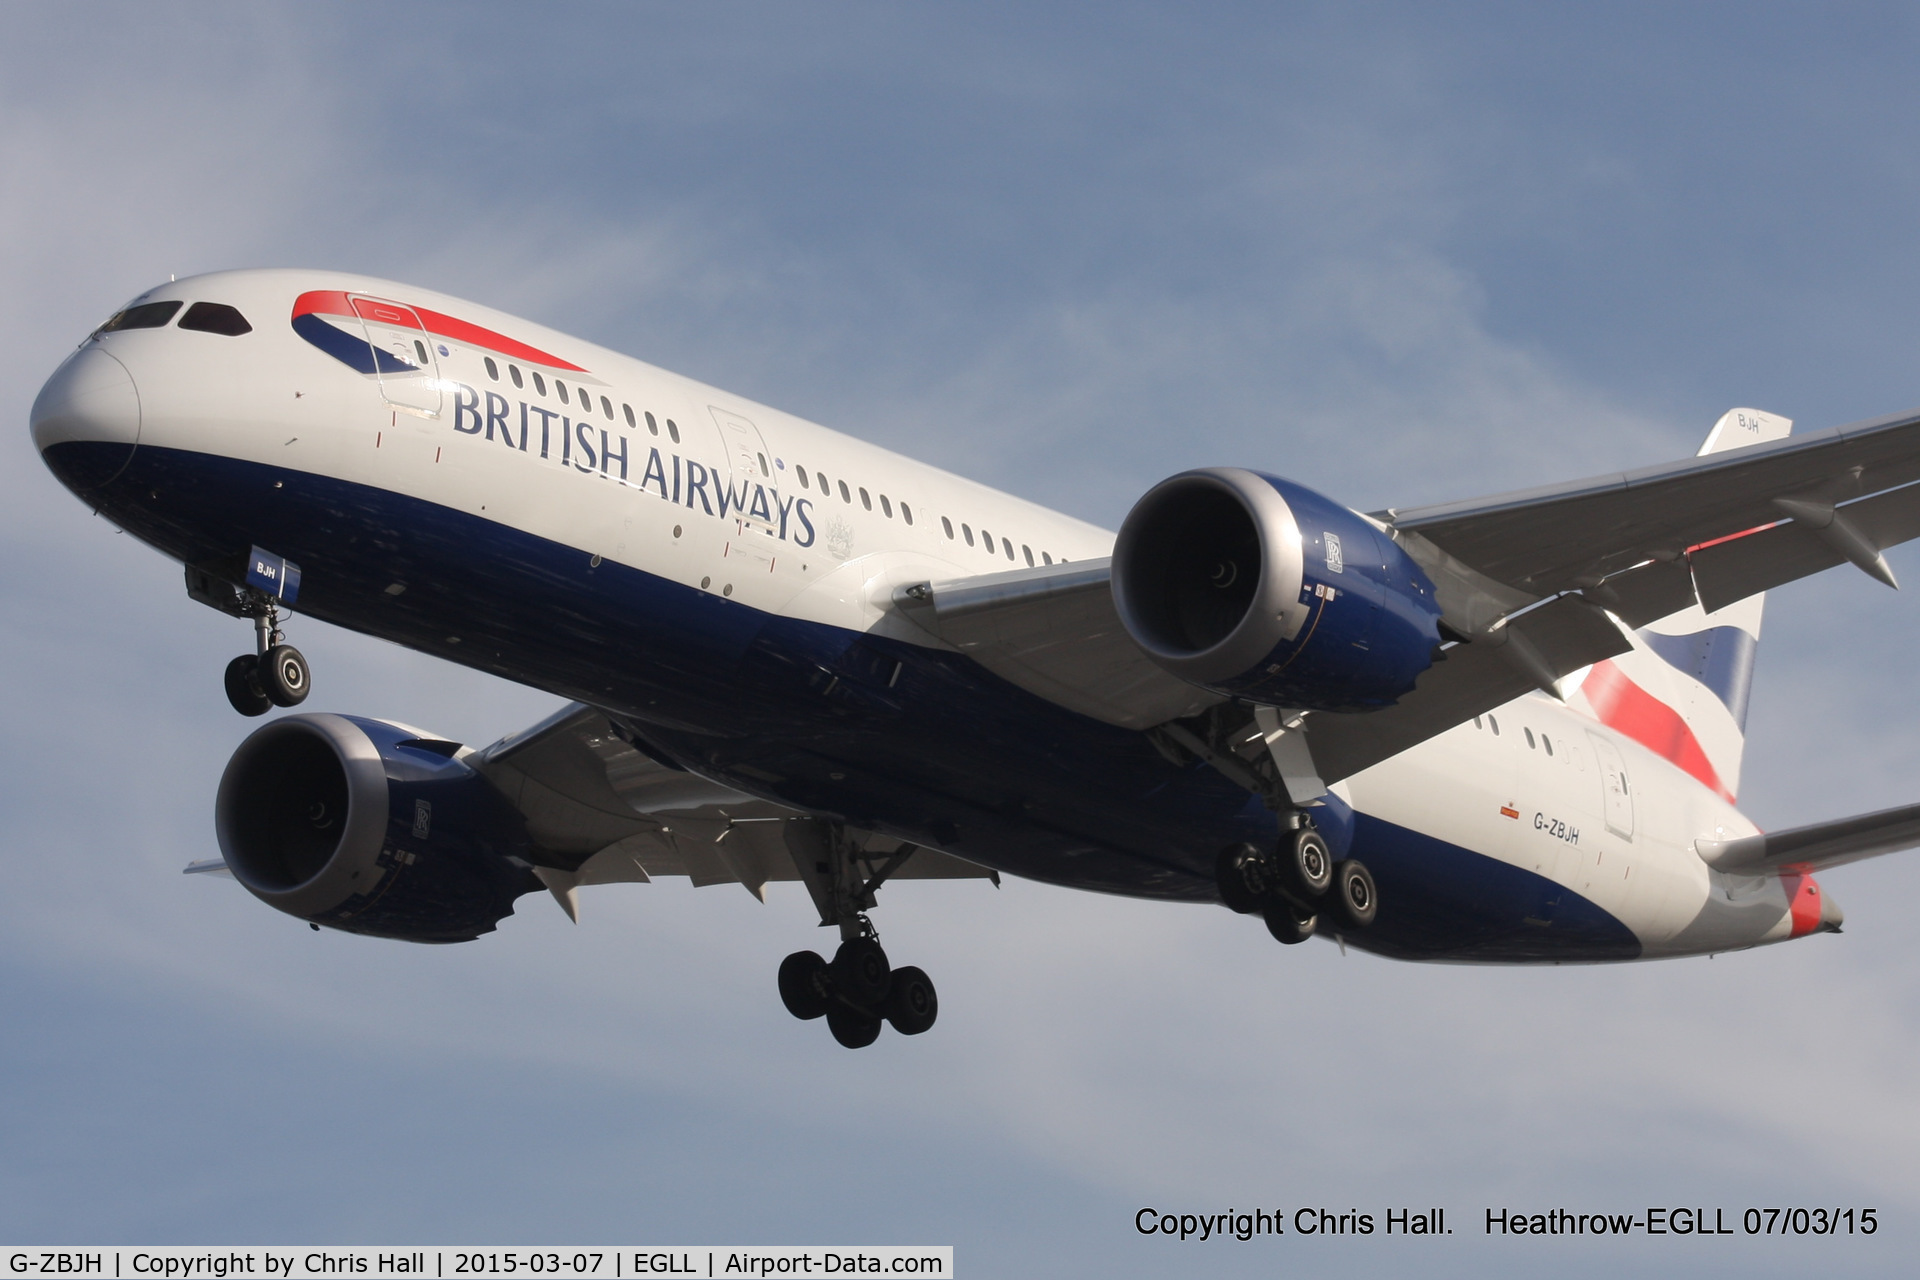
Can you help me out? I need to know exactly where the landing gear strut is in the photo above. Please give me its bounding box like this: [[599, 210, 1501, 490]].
[[778, 821, 940, 1048], [1217, 818, 1378, 944], [223, 592, 310, 717]]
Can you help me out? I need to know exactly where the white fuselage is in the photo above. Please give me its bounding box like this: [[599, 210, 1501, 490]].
[[32, 269, 1829, 960]]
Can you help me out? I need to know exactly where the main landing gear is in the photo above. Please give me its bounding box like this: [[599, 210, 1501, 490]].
[[778, 822, 939, 1048], [223, 593, 310, 717], [1216, 817, 1378, 945]]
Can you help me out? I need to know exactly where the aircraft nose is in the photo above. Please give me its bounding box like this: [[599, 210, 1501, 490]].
[[32, 345, 141, 492]]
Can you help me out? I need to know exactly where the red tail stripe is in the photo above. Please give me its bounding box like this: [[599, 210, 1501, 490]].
[[1580, 660, 1735, 802], [291, 290, 586, 372], [1782, 872, 1824, 938]]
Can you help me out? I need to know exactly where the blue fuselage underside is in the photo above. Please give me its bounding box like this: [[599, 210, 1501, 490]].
[[48, 440, 1642, 962]]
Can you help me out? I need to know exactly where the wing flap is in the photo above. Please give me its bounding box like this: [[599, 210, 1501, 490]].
[[474, 703, 995, 915], [1692, 481, 1920, 613]]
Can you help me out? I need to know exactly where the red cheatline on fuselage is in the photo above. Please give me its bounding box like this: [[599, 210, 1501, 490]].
[[291, 290, 588, 373]]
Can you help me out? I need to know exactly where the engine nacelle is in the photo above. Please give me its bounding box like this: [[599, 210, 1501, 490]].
[[1112, 467, 1443, 711], [215, 713, 541, 942]]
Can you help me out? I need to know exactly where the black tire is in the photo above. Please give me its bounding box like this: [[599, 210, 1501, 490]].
[[1282, 827, 1334, 898], [224, 654, 272, 717], [830, 937, 891, 1009], [1263, 900, 1316, 945], [1215, 842, 1270, 914], [259, 644, 310, 707], [777, 950, 830, 1020], [826, 1005, 883, 1049], [1332, 858, 1378, 929], [884, 965, 938, 1036]]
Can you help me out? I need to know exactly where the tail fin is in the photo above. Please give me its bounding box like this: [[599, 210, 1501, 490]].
[[1573, 409, 1792, 801]]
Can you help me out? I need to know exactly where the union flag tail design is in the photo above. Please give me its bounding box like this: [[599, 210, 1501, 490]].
[[1573, 409, 1791, 801]]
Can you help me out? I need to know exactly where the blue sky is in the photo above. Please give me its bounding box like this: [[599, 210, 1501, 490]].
[[4, 4, 1920, 1275]]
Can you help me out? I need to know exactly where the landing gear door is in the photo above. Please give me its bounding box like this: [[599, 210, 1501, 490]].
[[1587, 731, 1635, 840], [350, 295, 443, 418]]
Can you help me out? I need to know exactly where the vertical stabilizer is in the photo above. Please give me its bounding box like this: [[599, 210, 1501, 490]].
[[1573, 409, 1791, 800]]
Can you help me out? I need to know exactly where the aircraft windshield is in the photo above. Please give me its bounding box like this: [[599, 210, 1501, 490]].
[[95, 300, 181, 334]]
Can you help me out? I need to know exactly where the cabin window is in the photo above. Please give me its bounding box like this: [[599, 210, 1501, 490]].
[[839, 480, 852, 503], [177, 302, 252, 336], [413, 339, 429, 364], [942, 516, 954, 539], [1003, 537, 1015, 560], [623, 404, 636, 428], [1524, 728, 1536, 749], [962, 524, 975, 547], [859, 488, 872, 511], [96, 300, 181, 333], [532, 372, 547, 396], [980, 527, 992, 551], [1543, 736, 1554, 757], [667, 419, 680, 443], [1473, 715, 1483, 730], [901, 502, 913, 525], [1488, 715, 1500, 736], [510, 365, 524, 388], [556, 381, 570, 405], [485, 357, 500, 381], [644, 411, 659, 435], [601, 396, 613, 419], [879, 495, 892, 517], [758, 452, 770, 476], [1042, 551, 1052, 565], [797, 465, 810, 487]]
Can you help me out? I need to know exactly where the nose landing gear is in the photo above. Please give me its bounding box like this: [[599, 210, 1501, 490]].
[[778, 821, 940, 1048], [1217, 820, 1377, 944], [222, 593, 310, 717]]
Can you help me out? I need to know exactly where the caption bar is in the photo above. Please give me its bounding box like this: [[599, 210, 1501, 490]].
[[4, 1251, 951, 1280]]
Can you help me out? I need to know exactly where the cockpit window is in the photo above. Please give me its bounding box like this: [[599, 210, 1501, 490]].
[[96, 300, 181, 334], [178, 302, 253, 336]]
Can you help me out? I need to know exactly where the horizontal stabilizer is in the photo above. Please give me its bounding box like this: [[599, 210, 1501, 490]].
[[1695, 801, 1920, 874]]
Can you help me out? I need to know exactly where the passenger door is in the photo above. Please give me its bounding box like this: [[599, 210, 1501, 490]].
[[350, 295, 443, 417], [1587, 731, 1635, 840], [710, 406, 777, 535]]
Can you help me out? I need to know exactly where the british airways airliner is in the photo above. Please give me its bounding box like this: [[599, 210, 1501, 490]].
[[32, 270, 1920, 1048]]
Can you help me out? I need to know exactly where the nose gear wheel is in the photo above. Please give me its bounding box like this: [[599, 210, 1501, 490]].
[[213, 583, 314, 717]]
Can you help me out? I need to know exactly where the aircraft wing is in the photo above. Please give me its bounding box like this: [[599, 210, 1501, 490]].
[[1389, 405, 1920, 615], [898, 561, 1627, 784], [468, 703, 995, 919], [892, 560, 1222, 730], [898, 406, 1920, 785], [1695, 802, 1920, 875], [186, 703, 996, 917]]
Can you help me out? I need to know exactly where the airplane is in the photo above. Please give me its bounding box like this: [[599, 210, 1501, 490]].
[[30, 269, 1920, 1049]]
